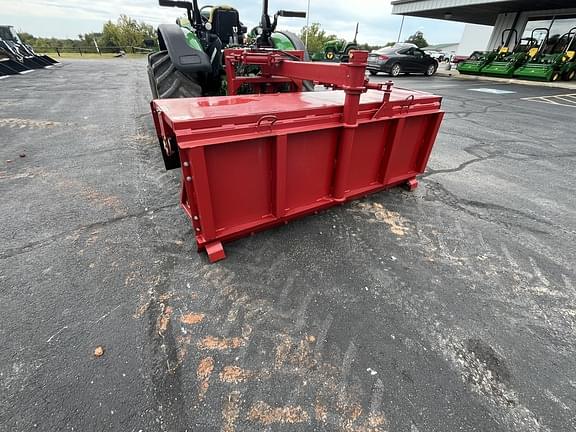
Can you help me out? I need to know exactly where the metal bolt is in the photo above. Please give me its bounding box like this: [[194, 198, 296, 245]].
[[195, 227, 200, 232], [186, 176, 192, 182], [193, 216, 199, 220], [183, 162, 189, 167]]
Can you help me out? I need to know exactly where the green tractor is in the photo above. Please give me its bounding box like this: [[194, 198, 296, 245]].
[[148, 0, 310, 169], [480, 28, 546, 78], [513, 27, 576, 81], [457, 29, 516, 76], [148, 0, 309, 100], [312, 23, 359, 62]]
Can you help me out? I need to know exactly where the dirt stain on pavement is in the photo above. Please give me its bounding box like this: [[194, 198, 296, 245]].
[[247, 401, 310, 425], [315, 403, 328, 423], [157, 305, 173, 336], [0, 118, 62, 129], [222, 391, 242, 432], [180, 312, 205, 325], [198, 336, 246, 351], [351, 202, 409, 236], [219, 366, 254, 384], [274, 335, 292, 368], [196, 357, 214, 400]]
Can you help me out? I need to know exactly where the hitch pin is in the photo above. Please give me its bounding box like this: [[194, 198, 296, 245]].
[[372, 81, 394, 119]]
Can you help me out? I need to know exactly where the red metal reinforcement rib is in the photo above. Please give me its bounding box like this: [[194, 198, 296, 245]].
[[151, 50, 444, 262]]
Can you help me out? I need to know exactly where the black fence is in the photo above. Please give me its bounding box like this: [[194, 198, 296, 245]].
[[31, 46, 155, 56]]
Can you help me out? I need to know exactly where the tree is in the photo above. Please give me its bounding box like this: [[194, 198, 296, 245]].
[[405, 31, 428, 48], [357, 42, 388, 52], [298, 23, 337, 55], [99, 15, 156, 49], [18, 15, 157, 53], [17, 32, 36, 44]]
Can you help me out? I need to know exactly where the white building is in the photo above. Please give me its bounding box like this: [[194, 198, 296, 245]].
[[391, 0, 576, 51]]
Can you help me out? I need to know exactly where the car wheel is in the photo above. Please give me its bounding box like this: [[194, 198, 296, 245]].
[[425, 64, 437, 76], [369, 70, 377, 76], [389, 63, 401, 77]]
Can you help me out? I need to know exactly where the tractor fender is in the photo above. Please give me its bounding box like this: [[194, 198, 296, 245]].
[[275, 31, 311, 61], [157, 24, 211, 74]]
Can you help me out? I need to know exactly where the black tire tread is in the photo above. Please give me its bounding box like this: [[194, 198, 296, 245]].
[[147, 50, 202, 170], [147, 50, 202, 100]]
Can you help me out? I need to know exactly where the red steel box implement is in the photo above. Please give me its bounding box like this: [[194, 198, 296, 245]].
[[151, 51, 444, 262]]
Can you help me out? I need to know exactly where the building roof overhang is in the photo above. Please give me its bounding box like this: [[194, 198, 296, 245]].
[[391, 0, 574, 25]]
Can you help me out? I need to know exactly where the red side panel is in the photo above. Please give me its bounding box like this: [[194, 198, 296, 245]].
[[285, 129, 338, 211], [204, 138, 274, 231], [348, 121, 391, 192]]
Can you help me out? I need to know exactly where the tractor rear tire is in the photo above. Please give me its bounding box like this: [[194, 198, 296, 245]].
[[148, 50, 202, 170], [147, 50, 202, 99], [276, 31, 315, 92]]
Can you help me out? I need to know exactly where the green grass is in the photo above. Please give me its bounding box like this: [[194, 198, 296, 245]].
[[37, 52, 149, 60]]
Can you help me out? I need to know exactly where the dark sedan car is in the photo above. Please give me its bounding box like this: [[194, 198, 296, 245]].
[[367, 47, 438, 77]]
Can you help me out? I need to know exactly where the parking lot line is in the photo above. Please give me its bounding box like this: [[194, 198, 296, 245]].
[[467, 88, 516, 94], [522, 93, 576, 108]]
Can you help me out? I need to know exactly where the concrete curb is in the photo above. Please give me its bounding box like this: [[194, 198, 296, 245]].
[[435, 68, 576, 90]]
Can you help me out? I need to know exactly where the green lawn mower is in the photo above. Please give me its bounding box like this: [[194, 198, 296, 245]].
[[481, 28, 546, 78], [513, 27, 576, 81], [458, 29, 519, 76]]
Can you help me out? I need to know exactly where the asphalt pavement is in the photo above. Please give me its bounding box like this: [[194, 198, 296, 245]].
[[1, 59, 575, 432]]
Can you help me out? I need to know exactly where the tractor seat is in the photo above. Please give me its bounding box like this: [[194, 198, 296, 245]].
[[210, 7, 245, 46]]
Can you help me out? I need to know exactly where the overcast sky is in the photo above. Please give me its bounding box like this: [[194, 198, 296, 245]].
[[2, 0, 467, 45]]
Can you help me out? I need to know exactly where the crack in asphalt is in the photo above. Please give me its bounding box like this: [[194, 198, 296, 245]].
[[425, 151, 576, 179], [423, 154, 499, 178], [423, 180, 558, 235], [0, 203, 177, 260]]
